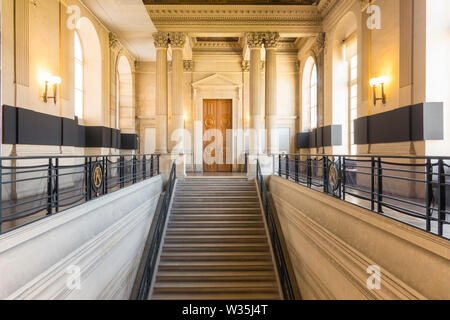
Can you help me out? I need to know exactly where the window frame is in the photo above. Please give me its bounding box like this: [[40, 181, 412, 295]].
[[74, 31, 84, 119]]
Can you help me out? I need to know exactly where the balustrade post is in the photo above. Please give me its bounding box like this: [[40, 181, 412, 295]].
[[0, 159, 2, 233], [295, 155, 299, 183], [342, 157, 346, 201], [278, 154, 282, 177], [55, 158, 59, 213], [307, 155, 312, 188], [371, 157, 375, 211], [47, 158, 53, 215], [285, 155, 289, 180], [323, 156, 328, 194], [425, 159, 432, 232], [438, 159, 446, 237], [377, 157, 383, 213]]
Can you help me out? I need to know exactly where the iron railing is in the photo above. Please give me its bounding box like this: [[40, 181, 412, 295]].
[[135, 161, 176, 300], [0, 154, 160, 234], [256, 159, 300, 300], [275, 154, 450, 239]]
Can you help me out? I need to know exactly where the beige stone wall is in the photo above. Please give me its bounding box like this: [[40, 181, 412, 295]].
[[298, 0, 449, 157], [269, 175, 450, 300], [1, 0, 136, 157]]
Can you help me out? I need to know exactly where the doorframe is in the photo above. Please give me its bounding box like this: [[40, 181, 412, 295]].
[[192, 75, 243, 172]]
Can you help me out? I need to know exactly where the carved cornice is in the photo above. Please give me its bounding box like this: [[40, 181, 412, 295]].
[[246, 32, 265, 48], [317, 0, 339, 17], [194, 41, 242, 50], [183, 60, 193, 72], [169, 32, 186, 48], [146, 5, 322, 31], [153, 32, 170, 48]]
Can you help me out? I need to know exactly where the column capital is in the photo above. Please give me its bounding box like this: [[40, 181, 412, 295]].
[[263, 32, 280, 49], [169, 32, 187, 48], [246, 32, 265, 49], [153, 32, 169, 48]]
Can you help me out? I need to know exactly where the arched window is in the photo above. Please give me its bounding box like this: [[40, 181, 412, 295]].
[[332, 12, 358, 154], [302, 57, 318, 132], [74, 31, 83, 119]]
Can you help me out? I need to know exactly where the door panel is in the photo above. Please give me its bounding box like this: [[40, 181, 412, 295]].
[[203, 99, 232, 172]]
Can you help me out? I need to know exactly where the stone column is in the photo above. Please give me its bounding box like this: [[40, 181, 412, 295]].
[[153, 32, 169, 154], [169, 33, 186, 154], [247, 32, 265, 156], [264, 32, 280, 154]]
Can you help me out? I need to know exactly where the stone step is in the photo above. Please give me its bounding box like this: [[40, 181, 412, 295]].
[[164, 235, 268, 244], [159, 252, 272, 262], [170, 208, 261, 214], [155, 271, 276, 282], [152, 292, 280, 300], [162, 243, 269, 252], [157, 261, 275, 272], [152, 281, 279, 294], [170, 214, 262, 221], [173, 196, 258, 202], [176, 186, 256, 191], [172, 202, 260, 208], [176, 191, 258, 197], [168, 220, 264, 228], [165, 227, 267, 236]]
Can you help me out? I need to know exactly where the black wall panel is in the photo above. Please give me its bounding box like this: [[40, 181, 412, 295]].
[[121, 134, 138, 150], [368, 107, 410, 144], [2, 105, 18, 144], [17, 108, 61, 146], [62, 118, 78, 147], [297, 132, 310, 149], [2, 105, 137, 150]]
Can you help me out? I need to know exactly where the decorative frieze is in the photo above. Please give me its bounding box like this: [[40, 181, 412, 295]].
[[153, 32, 169, 48]]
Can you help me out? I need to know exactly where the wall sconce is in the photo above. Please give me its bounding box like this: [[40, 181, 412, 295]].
[[42, 75, 61, 104], [370, 76, 389, 105]]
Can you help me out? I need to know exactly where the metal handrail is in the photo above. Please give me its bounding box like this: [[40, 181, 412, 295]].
[[135, 161, 177, 300], [275, 153, 449, 239], [256, 159, 300, 300], [0, 154, 160, 234]]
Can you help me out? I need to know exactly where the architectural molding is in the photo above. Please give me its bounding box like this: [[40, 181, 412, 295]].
[[246, 32, 265, 49], [109, 32, 120, 50], [152, 32, 170, 48], [263, 32, 280, 49], [183, 60, 194, 72], [145, 5, 322, 33], [169, 32, 186, 48]]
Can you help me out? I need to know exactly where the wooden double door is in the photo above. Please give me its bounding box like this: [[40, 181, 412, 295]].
[[203, 99, 233, 172]]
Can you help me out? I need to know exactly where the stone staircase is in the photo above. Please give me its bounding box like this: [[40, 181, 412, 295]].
[[150, 177, 282, 300]]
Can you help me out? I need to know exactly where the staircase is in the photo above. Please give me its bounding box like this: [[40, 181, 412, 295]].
[[150, 177, 282, 300]]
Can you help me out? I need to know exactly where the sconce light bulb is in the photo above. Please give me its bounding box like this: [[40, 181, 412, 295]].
[[370, 76, 389, 87]]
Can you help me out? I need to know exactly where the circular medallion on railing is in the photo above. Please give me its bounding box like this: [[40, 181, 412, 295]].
[[328, 161, 341, 194], [91, 162, 104, 196]]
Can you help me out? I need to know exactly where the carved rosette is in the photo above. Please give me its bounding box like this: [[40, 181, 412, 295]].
[[246, 32, 264, 49], [169, 32, 186, 48], [153, 32, 169, 48], [263, 32, 280, 49], [183, 60, 193, 72]]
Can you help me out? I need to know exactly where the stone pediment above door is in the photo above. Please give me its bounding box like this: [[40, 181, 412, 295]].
[[192, 74, 241, 89]]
